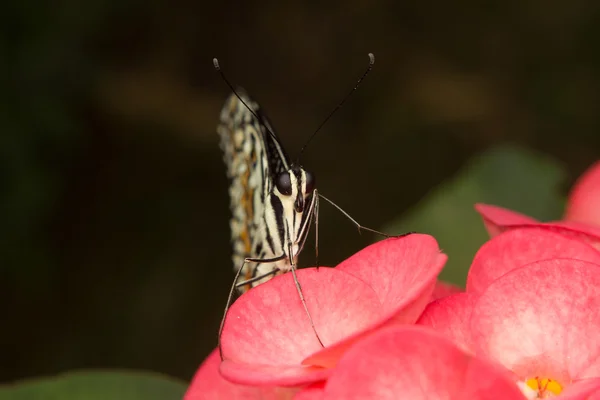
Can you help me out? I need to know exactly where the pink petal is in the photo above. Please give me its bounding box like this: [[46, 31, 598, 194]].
[[559, 378, 600, 400], [470, 259, 600, 383], [220, 362, 330, 388], [546, 220, 600, 248], [474, 204, 539, 237], [417, 293, 475, 353], [467, 228, 600, 294], [475, 203, 600, 248], [566, 161, 600, 227], [184, 348, 297, 399], [303, 235, 446, 368], [337, 234, 447, 324], [220, 267, 382, 386], [431, 280, 464, 301], [317, 325, 525, 400]]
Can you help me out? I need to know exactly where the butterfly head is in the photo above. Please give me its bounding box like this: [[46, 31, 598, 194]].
[[275, 166, 316, 213]]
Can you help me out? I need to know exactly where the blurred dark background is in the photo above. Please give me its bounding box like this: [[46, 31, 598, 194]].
[[3, 0, 600, 384]]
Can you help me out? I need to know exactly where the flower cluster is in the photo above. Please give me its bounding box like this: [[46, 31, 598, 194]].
[[185, 161, 600, 400]]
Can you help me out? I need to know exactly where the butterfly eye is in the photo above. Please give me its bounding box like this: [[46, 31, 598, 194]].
[[276, 172, 293, 196], [305, 171, 316, 193]]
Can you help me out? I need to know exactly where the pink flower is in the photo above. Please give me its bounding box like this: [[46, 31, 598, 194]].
[[184, 161, 600, 399], [475, 203, 600, 248], [295, 325, 526, 400], [566, 161, 600, 227], [466, 227, 600, 294], [419, 228, 600, 398], [218, 234, 447, 387]]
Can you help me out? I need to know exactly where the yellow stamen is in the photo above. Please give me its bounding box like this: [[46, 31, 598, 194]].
[[525, 377, 562, 397]]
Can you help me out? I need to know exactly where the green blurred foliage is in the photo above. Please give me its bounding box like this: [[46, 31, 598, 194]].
[[384, 145, 565, 285], [0, 371, 186, 400], [2, 0, 600, 389]]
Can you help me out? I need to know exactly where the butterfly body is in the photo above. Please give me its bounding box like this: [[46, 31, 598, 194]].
[[217, 89, 317, 290]]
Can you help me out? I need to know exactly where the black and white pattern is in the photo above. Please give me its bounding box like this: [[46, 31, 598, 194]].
[[218, 89, 318, 291]]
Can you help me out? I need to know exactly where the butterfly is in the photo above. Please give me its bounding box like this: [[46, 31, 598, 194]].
[[214, 54, 377, 295], [213, 54, 393, 356], [217, 88, 318, 292]]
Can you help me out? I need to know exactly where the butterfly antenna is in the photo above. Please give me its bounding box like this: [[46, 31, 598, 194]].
[[297, 53, 375, 161], [213, 58, 279, 142]]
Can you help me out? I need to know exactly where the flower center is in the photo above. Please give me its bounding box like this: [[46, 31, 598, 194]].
[[523, 377, 562, 398]]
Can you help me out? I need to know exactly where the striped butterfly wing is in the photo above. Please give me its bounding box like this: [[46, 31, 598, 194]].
[[217, 89, 291, 291]]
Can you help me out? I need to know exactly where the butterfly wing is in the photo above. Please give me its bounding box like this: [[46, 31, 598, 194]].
[[217, 89, 291, 289]]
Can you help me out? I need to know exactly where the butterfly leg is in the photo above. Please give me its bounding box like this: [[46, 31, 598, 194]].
[[289, 242, 325, 348], [218, 254, 285, 360], [318, 193, 413, 238]]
